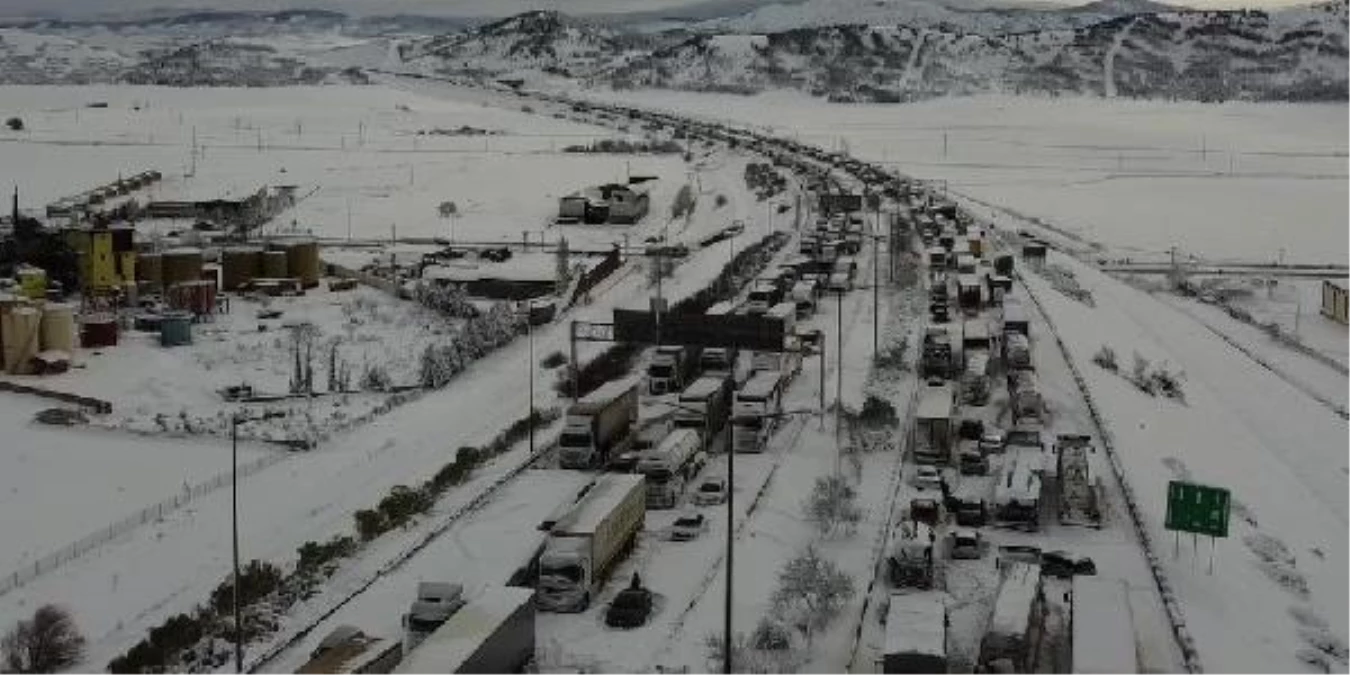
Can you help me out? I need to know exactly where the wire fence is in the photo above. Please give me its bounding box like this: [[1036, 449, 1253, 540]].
[[0, 452, 289, 598]]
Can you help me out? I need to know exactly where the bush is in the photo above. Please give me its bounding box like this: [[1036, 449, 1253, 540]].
[[714, 194, 729, 209], [541, 351, 567, 369], [3, 605, 85, 674], [1092, 345, 1118, 372], [296, 535, 356, 574], [359, 363, 391, 391], [857, 396, 897, 428], [354, 508, 386, 542], [802, 475, 861, 535], [377, 485, 433, 528], [4, 117, 22, 131], [209, 560, 282, 615]]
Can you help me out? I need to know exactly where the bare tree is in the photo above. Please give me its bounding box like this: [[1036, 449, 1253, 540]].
[[770, 546, 856, 647], [2, 605, 85, 673], [802, 475, 862, 536]]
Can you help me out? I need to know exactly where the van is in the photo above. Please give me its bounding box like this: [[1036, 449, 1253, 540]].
[[827, 271, 852, 293]]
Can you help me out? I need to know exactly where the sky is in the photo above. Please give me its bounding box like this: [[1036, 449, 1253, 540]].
[[0, 0, 1321, 20]]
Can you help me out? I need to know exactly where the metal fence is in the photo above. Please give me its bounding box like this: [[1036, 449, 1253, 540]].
[[0, 452, 289, 598]]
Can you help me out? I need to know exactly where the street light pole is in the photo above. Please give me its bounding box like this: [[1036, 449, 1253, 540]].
[[231, 415, 242, 675], [528, 309, 535, 455], [724, 415, 734, 675]]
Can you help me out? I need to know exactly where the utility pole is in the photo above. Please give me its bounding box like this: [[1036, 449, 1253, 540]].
[[723, 414, 734, 675], [835, 288, 844, 477], [528, 309, 535, 455], [231, 416, 242, 675]]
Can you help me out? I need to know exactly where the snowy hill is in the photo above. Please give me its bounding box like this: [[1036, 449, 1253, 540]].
[[609, 1, 1349, 101], [398, 10, 627, 78]]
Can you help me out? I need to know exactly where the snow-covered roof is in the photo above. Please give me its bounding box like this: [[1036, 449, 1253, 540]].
[[884, 592, 947, 658], [994, 449, 1042, 507], [964, 318, 990, 341], [554, 473, 643, 536], [916, 385, 954, 420], [578, 377, 639, 408], [395, 587, 533, 674], [989, 562, 1040, 639], [737, 370, 783, 401], [680, 375, 726, 402], [1071, 577, 1138, 674], [422, 255, 559, 283]]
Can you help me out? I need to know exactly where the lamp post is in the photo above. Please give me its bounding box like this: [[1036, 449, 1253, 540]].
[[230, 409, 283, 674]]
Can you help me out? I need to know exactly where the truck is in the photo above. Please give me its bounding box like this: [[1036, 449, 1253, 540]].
[[887, 521, 936, 589], [1005, 333, 1033, 371], [636, 428, 704, 509], [960, 351, 991, 406], [978, 562, 1044, 672], [299, 626, 401, 674], [921, 328, 956, 379], [952, 475, 993, 527], [993, 445, 1044, 530], [558, 378, 639, 470], [732, 370, 786, 453], [396, 587, 535, 674], [957, 275, 982, 315], [962, 318, 992, 354], [746, 280, 783, 315], [1002, 300, 1030, 337], [401, 582, 466, 654], [765, 301, 797, 346], [791, 279, 819, 318], [1056, 434, 1104, 528], [675, 375, 734, 451], [647, 345, 699, 396], [912, 383, 955, 465], [1007, 370, 1043, 424], [882, 592, 948, 674], [536, 474, 646, 612]]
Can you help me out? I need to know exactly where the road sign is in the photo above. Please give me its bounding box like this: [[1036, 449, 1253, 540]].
[[613, 309, 786, 352], [1164, 481, 1231, 538]]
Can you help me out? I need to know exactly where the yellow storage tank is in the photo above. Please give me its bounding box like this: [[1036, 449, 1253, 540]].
[[4, 307, 41, 374], [262, 250, 289, 279], [16, 266, 47, 300], [39, 303, 75, 353], [286, 240, 320, 288]]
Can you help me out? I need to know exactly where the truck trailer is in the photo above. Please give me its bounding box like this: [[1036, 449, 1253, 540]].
[[732, 370, 786, 453], [396, 587, 535, 674], [1056, 434, 1104, 528], [636, 429, 703, 509], [675, 375, 734, 451], [647, 345, 700, 396], [558, 378, 639, 470], [882, 592, 948, 674], [537, 474, 646, 612]]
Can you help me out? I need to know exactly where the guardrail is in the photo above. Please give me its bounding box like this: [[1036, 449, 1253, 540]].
[[0, 380, 111, 413], [1017, 269, 1204, 673], [0, 452, 287, 598]]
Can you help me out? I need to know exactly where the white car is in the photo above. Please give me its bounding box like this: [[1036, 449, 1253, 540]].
[[669, 512, 707, 541], [911, 465, 942, 490], [692, 476, 728, 505], [949, 529, 983, 560]]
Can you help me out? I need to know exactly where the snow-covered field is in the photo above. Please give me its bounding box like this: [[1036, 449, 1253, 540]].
[[573, 89, 1349, 265]]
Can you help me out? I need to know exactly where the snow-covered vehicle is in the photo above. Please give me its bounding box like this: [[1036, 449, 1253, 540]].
[[732, 370, 786, 454], [647, 345, 699, 396], [558, 379, 639, 470], [882, 592, 948, 674], [537, 474, 646, 612], [692, 475, 728, 506], [1070, 577, 1138, 674], [949, 528, 984, 560], [676, 375, 734, 451], [1055, 434, 1104, 527], [978, 562, 1044, 672], [669, 512, 706, 541], [636, 428, 704, 510], [912, 383, 956, 465], [396, 587, 535, 674], [887, 521, 936, 589], [401, 582, 465, 654]]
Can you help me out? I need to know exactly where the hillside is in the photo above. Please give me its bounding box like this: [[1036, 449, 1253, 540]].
[[398, 10, 628, 79]]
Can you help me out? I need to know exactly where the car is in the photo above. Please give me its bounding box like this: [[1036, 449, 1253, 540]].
[[978, 432, 1005, 455], [669, 512, 706, 541], [605, 587, 654, 628], [692, 476, 728, 505], [605, 451, 642, 473], [959, 449, 988, 476], [950, 529, 984, 560], [1041, 550, 1097, 578], [909, 498, 942, 526], [911, 465, 942, 490], [958, 418, 985, 441]]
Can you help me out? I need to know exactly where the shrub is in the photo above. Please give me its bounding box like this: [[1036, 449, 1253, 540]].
[[296, 535, 356, 574], [209, 560, 282, 615], [3, 605, 85, 674], [1093, 345, 1118, 372], [857, 396, 897, 428], [541, 351, 567, 369], [714, 194, 729, 209], [354, 508, 386, 542], [4, 117, 22, 131], [376, 485, 432, 528]]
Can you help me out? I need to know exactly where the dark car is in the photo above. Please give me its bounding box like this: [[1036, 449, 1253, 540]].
[[1041, 550, 1097, 578], [605, 451, 641, 473], [605, 587, 654, 628]]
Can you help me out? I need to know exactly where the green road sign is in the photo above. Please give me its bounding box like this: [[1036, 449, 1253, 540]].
[[1165, 481, 1231, 538]]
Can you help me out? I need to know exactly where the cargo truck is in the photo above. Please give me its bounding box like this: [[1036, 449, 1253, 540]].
[[558, 379, 639, 470], [636, 429, 704, 509], [396, 587, 535, 674], [912, 383, 956, 465], [882, 592, 948, 674], [647, 345, 699, 396], [1056, 434, 1103, 528], [537, 474, 646, 612], [732, 370, 785, 453], [887, 521, 936, 589], [675, 375, 734, 451], [979, 562, 1043, 672]]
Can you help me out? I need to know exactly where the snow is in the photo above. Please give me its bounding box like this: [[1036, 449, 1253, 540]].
[[555, 473, 642, 534], [1071, 576, 1139, 674], [989, 561, 1039, 640], [394, 586, 533, 674], [884, 591, 947, 658]]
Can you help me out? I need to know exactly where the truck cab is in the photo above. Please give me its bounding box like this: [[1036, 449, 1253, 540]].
[[401, 582, 465, 654]]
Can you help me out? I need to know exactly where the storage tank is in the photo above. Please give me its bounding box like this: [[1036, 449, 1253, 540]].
[[166, 280, 217, 316], [222, 247, 263, 291], [4, 307, 41, 374], [40, 303, 76, 353], [137, 252, 163, 289], [262, 250, 289, 279], [286, 240, 320, 288], [17, 266, 47, 301], [159, 312, 193, 347], [162, 248, 204, 288], [79, 313, 119, 349]]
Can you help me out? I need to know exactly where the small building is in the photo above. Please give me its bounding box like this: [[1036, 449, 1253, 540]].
[[557, 183, 650, 225], [1321, 280, 1347, 325]]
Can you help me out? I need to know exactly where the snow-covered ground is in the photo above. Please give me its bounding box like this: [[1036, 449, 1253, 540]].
[[570, 89, 1348, 265]]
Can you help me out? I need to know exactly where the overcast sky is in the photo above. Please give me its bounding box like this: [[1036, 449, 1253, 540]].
[[0, 0, 1319, 20]]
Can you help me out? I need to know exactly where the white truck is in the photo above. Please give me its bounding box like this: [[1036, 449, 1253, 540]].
[[882, 592, 948, 674], [537, 473, 646, 612], [1071, 577, 1139, 674], [675, 375, 734, 451], [647, 345, 699, 396], [791, 279, 818, 318], [1056, 434, 1104, 528], [636, 428, 704, 509], [396, 587, 536, 674], [401, 582, 466, 655], [558, 378, 639, 470], [993, 445, 1044, 530], [732, 370, 786, 453], [912, 383, 956, 465], [979, 562, 1044, 672]]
